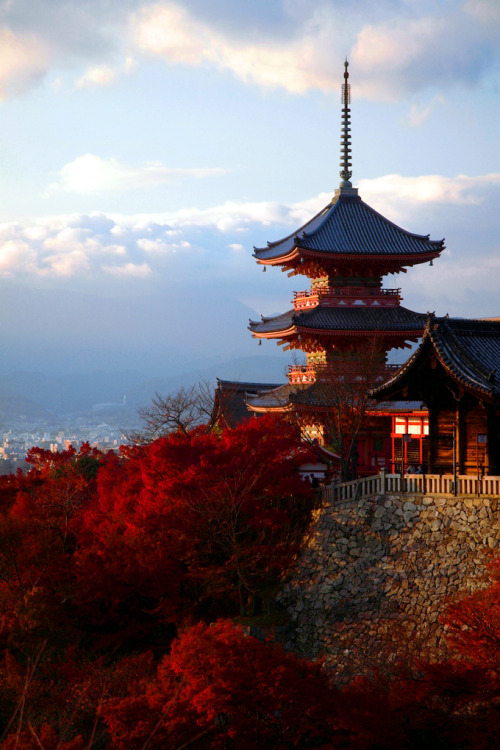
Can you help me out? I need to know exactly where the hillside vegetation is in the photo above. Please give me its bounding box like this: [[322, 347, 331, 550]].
[[0, 416, 499, 748]]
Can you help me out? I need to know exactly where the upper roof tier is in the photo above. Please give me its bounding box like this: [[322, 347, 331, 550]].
[[253, 188, 445, 271], [254, 61, 444, 275]]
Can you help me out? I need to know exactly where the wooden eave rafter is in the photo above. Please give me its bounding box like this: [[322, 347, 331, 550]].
[[257, 246, 441, 273], [290, 401, 337, 414], [297, 246, 441, 263], [430, 350, 496, 403], [251, 325, 297, 340], [246, 402, 292, 414], [371, 407, 429, 417], [293, 326, 423, 338], [256, 247, 301, 267], [252, 325, 422, 351], [375, 333, 496, 405]]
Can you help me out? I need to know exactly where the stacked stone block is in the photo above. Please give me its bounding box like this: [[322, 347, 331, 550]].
[[278, 494, 500, 682]]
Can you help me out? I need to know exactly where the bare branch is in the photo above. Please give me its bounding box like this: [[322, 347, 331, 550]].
[[127, 380, 215, 444]]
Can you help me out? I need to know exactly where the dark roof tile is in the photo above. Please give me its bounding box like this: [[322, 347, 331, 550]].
[[249, 305, 426, 335], [373, 315, 500, 400], [254, 192, 444, 262]]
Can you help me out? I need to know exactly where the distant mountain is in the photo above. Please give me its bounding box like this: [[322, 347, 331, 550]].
[[0, 383, 56, 423], [0, 370, 144, 414], [126, 354, 289, 409], [0, 354, 291, 422]]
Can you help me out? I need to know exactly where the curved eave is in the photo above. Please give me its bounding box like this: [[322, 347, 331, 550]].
[[254, 246, 443, 272], [253, 193, 445, 265], [249, 324, 422, 341], [250, 326, 297, 340], [371, 337, 429, 399], [438, 365, 494, 400], [427, 326, 497, 401], [253, 201, 334, 262], [296, 247, 442, 263], [371, 406, 428, 417], [250, 318, 425, 340], [373, 320, 498, 402], [246, 402, 292, 414], [255, 247, 301, 267]]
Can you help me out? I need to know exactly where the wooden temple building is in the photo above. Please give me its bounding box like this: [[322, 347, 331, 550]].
[[373, 314, 500, 476], [244, 61, 444, 476], [209, 380, 282, 430]]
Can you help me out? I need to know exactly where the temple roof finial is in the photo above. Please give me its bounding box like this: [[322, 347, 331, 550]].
[[339, 58, 352, 189]]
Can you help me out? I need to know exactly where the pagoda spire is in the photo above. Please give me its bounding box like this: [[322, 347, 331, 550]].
[[339, 58, 352, 188]]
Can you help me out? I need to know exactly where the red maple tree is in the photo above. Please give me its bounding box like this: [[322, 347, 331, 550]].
[[104, 619, 344, 749]]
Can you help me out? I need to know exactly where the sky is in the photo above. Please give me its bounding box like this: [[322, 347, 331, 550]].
[[1, 0, 499, 378]]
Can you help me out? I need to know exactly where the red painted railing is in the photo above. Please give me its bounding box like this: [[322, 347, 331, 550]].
[[288, 363, 402, 385], [293, 286, 402, 310]]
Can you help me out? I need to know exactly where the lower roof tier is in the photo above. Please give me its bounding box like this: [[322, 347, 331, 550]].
[[249, 305, 427, 340], [245, 379, 427, 414]]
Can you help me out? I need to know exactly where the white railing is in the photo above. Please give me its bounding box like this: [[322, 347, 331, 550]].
[[325, 471, 500, 502]]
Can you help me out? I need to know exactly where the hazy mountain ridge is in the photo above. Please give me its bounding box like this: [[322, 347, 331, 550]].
[[0, 355, 289, 422]]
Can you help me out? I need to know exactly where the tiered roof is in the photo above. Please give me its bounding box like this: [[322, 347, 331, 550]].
[[253, 191, 444, 270], [245, 61, 444, 417], [373, 315, 500, 403], [254, 60, 443, 273], [209, 379, 283, 428], [250, 305, 426, 339], [250, 60, 443, 349]]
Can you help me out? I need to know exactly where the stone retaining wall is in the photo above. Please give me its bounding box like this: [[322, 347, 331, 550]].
[[277, 493, 500, 682]]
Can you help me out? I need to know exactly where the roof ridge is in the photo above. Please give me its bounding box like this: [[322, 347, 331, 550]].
[[253, 201, 332, 253], [301, 198, 341, 239]]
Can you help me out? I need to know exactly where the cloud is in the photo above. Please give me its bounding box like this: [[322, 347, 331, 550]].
[[463, 0, 500, 25], [0, 1, 142, 99], [351, 7, 500, 100], [103, 261, 152, 277], [126, 194, 331, 233], [0, 210, 207, 280], [46, 153, 228, 194], [137, 237, 191, 253], [131, 1, 500, 99], [358, 173, 500, 224], [42, 249, 90, 277], [0, 25, 49, 99], [400, 252, 500, 318], [0, 1, 497, 102], [75, 65, 117, 89], [0, 172, 499, 299], [406, 96, 444, 128], [0, 239, 39, 276], [75, 56, 138, 89], [132, 1, 341, 94]]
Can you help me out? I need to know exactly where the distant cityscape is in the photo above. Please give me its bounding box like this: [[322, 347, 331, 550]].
[[0, 408, 137, 475], [0, 355, 290, 475]]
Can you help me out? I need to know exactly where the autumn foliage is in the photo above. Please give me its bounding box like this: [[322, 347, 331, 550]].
[[1, 417, 500, 748], [103, 620, 344, 749]]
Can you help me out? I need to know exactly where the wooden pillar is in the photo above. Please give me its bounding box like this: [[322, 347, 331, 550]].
[[427, 404, 438, 473], [457, 399, 465, 475], [486, 404, 500, 475]]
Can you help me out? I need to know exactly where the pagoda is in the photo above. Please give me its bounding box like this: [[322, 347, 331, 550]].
[[247, 61, 444, 475]]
